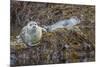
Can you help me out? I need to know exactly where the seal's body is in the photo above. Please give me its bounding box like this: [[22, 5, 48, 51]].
[[45, 16, 80, 32], [17, 21, 45, 46]]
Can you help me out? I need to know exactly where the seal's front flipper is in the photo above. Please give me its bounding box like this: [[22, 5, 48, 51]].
[[42, 27, 47, 32]]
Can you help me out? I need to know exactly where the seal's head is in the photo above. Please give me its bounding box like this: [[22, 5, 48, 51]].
[[27, 21, 38, 30], [70, 16, 80, 25]]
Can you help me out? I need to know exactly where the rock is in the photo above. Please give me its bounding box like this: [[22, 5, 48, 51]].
[[10, 1, 95, 66]]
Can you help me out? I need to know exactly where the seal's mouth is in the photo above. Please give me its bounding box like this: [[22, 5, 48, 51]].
[[33, 26, 36, 28]]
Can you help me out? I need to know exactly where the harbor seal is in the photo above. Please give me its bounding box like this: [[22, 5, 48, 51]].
[[17, 21, 46, 47], [44, 16, 80, 32]]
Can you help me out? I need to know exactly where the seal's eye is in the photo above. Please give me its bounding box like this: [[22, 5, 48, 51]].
[[35, 24, 37, 25], [30, 24, 32, 26]]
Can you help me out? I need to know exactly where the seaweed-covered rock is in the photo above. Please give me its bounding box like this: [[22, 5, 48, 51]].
[[10, 29, 95, 66], [10, 0, 95, 66]]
